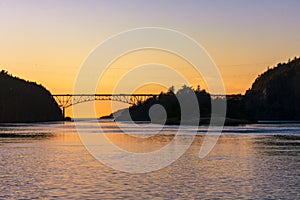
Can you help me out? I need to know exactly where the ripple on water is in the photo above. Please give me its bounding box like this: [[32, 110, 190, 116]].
[[0, 122, 299, 199]]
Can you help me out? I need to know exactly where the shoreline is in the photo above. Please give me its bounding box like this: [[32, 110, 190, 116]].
[[2, 118, 300, 126]]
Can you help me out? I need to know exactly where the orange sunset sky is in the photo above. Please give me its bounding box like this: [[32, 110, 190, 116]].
[[1, 0, 300, 117]]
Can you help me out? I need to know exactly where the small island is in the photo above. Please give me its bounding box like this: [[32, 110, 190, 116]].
[[108, 57, 300, 125], [0, 70, 63, 123]]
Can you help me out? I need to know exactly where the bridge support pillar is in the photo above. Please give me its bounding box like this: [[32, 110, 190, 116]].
[[62, 107, 65, 119]]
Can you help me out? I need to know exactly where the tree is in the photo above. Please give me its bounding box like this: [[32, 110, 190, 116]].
[[167, 86, 175, 95]]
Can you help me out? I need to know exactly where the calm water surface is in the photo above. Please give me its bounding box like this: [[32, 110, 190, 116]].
[[0, 121, 299, 199]]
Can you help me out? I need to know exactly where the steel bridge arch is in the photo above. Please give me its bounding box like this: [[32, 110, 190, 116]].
[[52, 93, 236, 118], [52, 94, 158, 117]]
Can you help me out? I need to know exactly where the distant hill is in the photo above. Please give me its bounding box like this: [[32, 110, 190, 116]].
[[110, 57, 300, 124], [245, 57, 300, 120], [114, 85, 211, 124], [0, 70, 63, 123], [113, 85, 252, 125]]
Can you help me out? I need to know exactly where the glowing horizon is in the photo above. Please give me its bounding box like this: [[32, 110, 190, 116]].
[[1, 0, 300, 117]]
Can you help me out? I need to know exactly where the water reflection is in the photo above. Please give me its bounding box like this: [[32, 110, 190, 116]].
[[0, 122, 299, 199], [254, 135, 300, 156], [0, 131, 53, 138]]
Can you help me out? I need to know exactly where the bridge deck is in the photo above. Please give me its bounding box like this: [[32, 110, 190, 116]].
[[52, 93, 241, 118], [52, 94, 157, 97]]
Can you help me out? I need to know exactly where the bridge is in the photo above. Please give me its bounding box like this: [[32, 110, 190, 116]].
[[52, 93, 241, 118], [52, 94, 158, 117]]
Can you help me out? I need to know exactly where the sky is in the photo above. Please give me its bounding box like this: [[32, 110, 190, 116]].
[[1, 0, 300, 117]]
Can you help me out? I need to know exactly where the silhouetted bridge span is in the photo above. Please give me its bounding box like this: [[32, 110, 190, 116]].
[[52, 94, 157, 117], [52, 94, 241, 117]]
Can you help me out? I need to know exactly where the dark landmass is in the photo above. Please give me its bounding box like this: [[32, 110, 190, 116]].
[[113, 86, 252, 126], [99, 114, 114, 120], [0, 70, 63, 123], [244, 57, 300, 120], [109, 57, 300, 125], [64, 116, 73, 121]]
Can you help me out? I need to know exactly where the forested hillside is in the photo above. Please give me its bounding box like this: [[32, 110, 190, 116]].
[[112, 57, 300, 124], [0, 70, 63, 123], [245, 57, 300, 120]]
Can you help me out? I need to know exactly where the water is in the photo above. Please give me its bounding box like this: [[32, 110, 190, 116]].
[[0, 121, 299, 199]]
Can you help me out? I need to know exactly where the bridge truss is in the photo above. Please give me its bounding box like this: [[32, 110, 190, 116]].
[[52, 93, 239, 117], [52, 94, 158, 117]]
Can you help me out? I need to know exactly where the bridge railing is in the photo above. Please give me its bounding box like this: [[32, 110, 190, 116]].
[[52, 94, 158, 109], [52, 94, 241, 108], [52, 93, 242, 118]]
